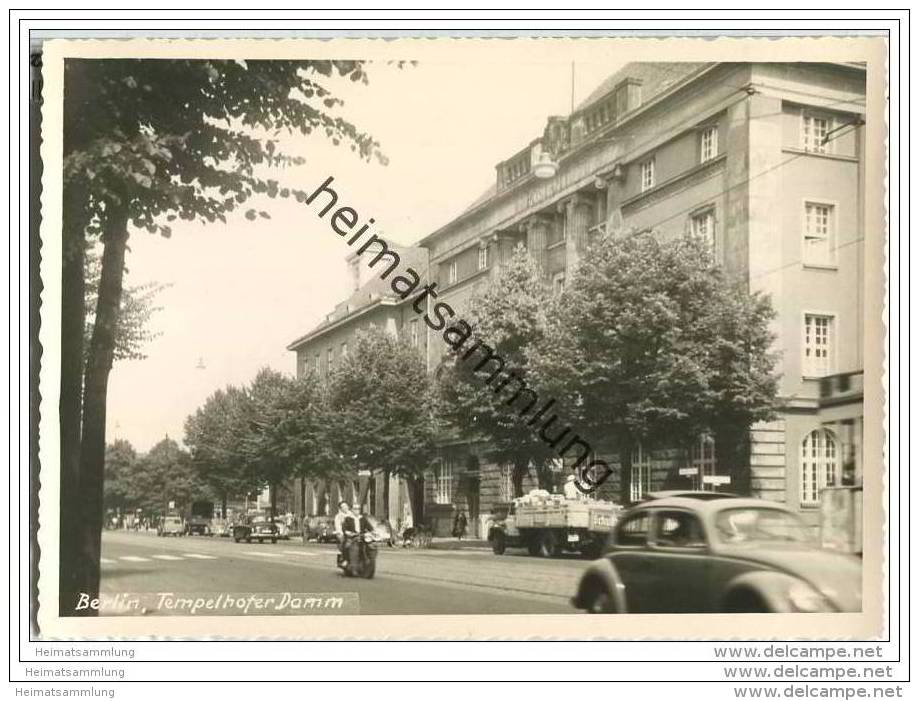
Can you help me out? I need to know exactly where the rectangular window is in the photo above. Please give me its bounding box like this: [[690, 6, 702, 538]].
[[690, 210, 715, 254], [448, 260, 458, 285], [700, 126, 718, 162], [803, 202, 835, 266], [802, 115, 832, 153], [640, 157, 655, 192], [690, 435, 717, 490], [630, 444, 652, 502], [410, 319, 419, 348], [314, 354, 320, 372], [340, 342, 348, 358], [326, 347, 333, 373], [478, 245, 489, 271], [552, 272, 566, 295], [436, 460, 454, 505], [803, 314, 834, 377]]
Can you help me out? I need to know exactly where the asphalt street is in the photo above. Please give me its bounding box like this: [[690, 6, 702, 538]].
[[100, 530, 585, 615]]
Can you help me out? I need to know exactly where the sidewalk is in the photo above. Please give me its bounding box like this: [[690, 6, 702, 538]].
[[427, 537, 491, 551]]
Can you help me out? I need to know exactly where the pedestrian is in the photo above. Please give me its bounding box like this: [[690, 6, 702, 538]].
[[452, 511, 467, 540]]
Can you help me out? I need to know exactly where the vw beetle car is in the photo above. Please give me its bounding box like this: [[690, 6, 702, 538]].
[[572, 494, 862, 614]]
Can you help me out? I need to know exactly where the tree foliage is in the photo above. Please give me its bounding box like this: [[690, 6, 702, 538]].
[[438, 246, 558, 496], [530, 233, 779, 501], [326, 329, 441, 515], [84, 248, 166, 363]]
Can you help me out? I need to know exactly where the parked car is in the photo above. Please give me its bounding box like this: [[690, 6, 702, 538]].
[[157, 516, 185, 537], [232, 517, 279, 544], [305, 515, 337, 544], [185, 516, 212, 536], [211, 519, 231, 537], [272, 518, 290, 540], [572, 494, 862, 614]]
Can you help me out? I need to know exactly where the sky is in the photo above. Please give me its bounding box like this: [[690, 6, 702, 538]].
[[107, 59, 621, 451]]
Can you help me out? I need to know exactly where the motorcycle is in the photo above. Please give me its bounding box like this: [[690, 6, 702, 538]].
[[337, 531, 378, 579]]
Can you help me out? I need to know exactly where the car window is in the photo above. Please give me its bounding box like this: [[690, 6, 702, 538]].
[[653, 510, 707, 549], [615, 511, 650, 547]]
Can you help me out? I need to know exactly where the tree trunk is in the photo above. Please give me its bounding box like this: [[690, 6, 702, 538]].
[[407, 475, 425, 527], [269, 482, 277, 520], [534, 459, 555, 492], [618, 441, 634, 506], [299, 478, 306, 519], [58, 214, 87, 616], [221, 494, 228, 520], [73, 207, 129, 616], [358, 472, 373, 508], [714, 424, 751, 496], [512, 456, 528, 498], [382, 469, 391, 520]]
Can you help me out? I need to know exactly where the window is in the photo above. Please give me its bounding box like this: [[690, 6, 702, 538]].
[[435, 459, 454, 505], [447, 260, 458, 285], [803, 314, 834, 377], [700, 126, 718, 162], [803, 202, 835, 266], [801, 429, 839, 506], [802, 114, 832, 153], [340, 342, 348, 358], [640, 157, 655, 192], [690, 209, 715, 254], [326, 347, 333, 373], [630, 444, 652, 502], [410, 319, 420, 348], [654, 510, 706, 548], [616, 511, 650, 547], [314, 354, 320, 372], [499, 463, 514, 502], [478, 245, 489, 271], [552, 272, 566, 295], [690, 435, 717, 489]]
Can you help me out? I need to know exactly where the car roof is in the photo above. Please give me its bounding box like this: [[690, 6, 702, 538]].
[[629, 496, 792, 514]]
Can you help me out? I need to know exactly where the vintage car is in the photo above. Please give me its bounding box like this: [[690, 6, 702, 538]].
[[572, 494, 862, 614], [157, 515, 185, 537], [272, 518, 291, 540], [305, 515, 337, 544], [232, 517, 279, 544], [211, 518, 231, 537]]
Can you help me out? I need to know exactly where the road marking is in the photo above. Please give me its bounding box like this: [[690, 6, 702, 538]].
[[282, 550, 321, 557], [118, 555, 151, 562], [182, 553, 217, 560], [151, 554, 183, 561], [244, 551, 283, 557], [100, 558, 116, 564]]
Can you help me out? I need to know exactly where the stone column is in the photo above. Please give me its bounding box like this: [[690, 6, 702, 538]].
[[524, 214, 553, 278], [564, 193, 593, 277]]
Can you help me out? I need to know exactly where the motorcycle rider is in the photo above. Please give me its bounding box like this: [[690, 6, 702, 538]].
[[334, 500, 355, 567]]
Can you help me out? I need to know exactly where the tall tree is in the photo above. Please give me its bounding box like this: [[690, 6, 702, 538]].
[[184, 385, 260, 519], [102, 439, 137, 514], [531, 232, 778, 503], [438, 246, 558, 497], [326, 329, 440, 520], [60, 58, 384, 614]]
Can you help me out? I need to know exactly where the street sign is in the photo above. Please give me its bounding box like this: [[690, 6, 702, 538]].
[[703, 475, 731, 486], [678, 468, 697, 476]]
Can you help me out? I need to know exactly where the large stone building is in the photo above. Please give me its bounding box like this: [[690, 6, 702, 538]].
[[287, 61, 867, 537]]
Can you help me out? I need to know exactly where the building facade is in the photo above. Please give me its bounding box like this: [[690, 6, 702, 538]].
[[288, 61, 867, 535]]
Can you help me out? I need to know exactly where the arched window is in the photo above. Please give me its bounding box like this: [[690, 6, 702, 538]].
[[631, 444, 652, 502], [801, 429, 839, 506]]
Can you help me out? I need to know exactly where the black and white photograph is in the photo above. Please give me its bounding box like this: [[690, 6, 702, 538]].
[[32, 34, 888, 643]]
